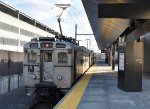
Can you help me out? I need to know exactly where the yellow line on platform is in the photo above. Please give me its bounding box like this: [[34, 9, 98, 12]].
[[57, 66, 95, 109]]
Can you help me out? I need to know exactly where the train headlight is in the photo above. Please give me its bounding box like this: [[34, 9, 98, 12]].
[[68, 49, 72, 54], [24, 49, 28, 53], [32, 75, 36, 79], [57, 75, 63, 80]]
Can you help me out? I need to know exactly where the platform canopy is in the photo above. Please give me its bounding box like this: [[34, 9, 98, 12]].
[[81, 0, 150, 50]]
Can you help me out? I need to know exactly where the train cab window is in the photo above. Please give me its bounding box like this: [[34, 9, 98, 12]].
[[58, 52, 68, 64], [28, 52, 37, 63], [44, 52, 52, 62]]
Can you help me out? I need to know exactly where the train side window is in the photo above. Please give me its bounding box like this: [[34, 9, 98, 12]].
[[44, 52, 52, 62], [28, 52, 37, 63], [58, 52, 68, 64]]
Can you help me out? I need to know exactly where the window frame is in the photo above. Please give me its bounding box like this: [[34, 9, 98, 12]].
[[43, 51, 52, 62], [58, 52, 68, 64], [28, 51, 37, 63]]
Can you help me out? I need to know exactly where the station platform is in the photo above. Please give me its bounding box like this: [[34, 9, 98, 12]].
[[54, 62, 150, 109]]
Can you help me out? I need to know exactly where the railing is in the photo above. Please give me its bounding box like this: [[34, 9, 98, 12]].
[[0, 74, 24, 94]]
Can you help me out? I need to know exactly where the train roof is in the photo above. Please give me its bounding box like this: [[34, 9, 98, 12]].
[[24, 37, 92, 53]]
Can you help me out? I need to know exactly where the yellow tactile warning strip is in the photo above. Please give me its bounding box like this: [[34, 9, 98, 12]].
[[56, 65, 95, 109]]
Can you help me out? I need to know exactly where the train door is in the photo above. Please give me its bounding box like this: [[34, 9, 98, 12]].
[[74, 51, 77, 80], [41, 51, 53, 82]]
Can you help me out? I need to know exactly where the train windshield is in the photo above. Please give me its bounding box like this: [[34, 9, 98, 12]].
[[44, 52, 52, 62], [28, 52, 37, 63], [58, 52, 68, 64]]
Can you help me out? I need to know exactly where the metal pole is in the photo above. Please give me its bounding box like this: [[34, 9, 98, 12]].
[[85, 39, 91, 49], [89, 40, 91, 50], [86, 39, 89, 49], [8, 51, 10, 92], [112, 44, 115, 70], [75, 24, 77, 41], [86, 39, 90, 49]]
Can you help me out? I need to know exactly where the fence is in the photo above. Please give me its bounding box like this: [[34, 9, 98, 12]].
[[0, 74, 24, 94], [0, 50, 23, 76]]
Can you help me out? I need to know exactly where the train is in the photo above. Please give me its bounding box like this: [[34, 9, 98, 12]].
[[23, 37, 94, 98]]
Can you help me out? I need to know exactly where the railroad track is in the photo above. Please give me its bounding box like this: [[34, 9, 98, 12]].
[[26, 100, 56, 109], [26, 93, 64, 109], [25, 87, 64, 109]]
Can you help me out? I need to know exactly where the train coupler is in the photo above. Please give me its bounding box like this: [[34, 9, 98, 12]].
[[35, 82, 63, 101]]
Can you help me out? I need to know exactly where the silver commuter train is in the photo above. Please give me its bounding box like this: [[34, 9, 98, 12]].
[[23, 37, 94, 96]]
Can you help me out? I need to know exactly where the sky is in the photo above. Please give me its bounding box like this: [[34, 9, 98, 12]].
[[1, 0, 100, 52]]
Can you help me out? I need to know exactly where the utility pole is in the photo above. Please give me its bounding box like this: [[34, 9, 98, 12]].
[[75, 24, 93, 44], [86, 39, 90, 49], [89, 39, 91, 50], [76, 40, 81, 45], [55, 4, 70, 38], [75, 24, 77, 41]]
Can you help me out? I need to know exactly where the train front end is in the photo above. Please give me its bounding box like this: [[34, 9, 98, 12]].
[[23, 38, 56, 96]]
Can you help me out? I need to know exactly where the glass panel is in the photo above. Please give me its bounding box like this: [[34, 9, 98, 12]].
[[28, 52, 37, 63], [30, 43, 38, 48], [58, 52, 68, 64], [56, 43, 66, 48], [44, 52, 52, 62]]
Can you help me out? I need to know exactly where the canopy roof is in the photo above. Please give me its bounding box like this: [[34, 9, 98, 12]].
[[81, 0, 150, 49]]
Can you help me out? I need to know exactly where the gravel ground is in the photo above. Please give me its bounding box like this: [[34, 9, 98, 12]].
[[0, 87, 36, 109]]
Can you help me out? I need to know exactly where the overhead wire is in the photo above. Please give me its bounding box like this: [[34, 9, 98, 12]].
[[66, 0, 84, 26], [59, 0, 82, 26], [52, 0, 83, 35], [56, 0, 75, 29], [58, 0, 88, 30], [67, 0, 93, 34], [50, 0, 93, 38]]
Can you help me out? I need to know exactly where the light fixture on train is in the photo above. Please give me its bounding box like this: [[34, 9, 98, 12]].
[[45, 43, 49, 48], [57, 75, 63, 80], [24, 49, 28, 53], [68, 49, 72, 54], [32, 75, 36, 79], [40, 42, 53, 48]]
